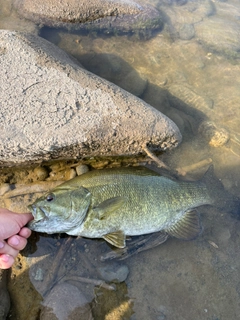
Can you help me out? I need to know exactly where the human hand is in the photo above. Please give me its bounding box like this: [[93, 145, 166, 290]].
[[0, 209, 33, 269]]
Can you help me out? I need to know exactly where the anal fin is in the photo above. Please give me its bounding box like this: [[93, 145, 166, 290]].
[[102, 230, 126, 248], [166, 210, 202, 240]]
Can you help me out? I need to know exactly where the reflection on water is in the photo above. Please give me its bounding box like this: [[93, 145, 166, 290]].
[[1, 0, 240, 319]]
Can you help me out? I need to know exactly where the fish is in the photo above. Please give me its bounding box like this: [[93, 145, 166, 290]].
[[28, 165, 227, 248]]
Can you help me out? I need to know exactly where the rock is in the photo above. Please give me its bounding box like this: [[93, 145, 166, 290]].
[[65, 168, 77, 180], [0, 184, 11, 196], [0, 30, 181, 167], [195, 17, 240, 58], [0, 0, 38, 34], [98, 262, 129, 283], [0, 270, 10, 320], [198, 121, 230, 147], [76, 165, 89, 176], [33, 166, 49, 181], [13, 0, 163, 38], [157, 0, 215, 39], [40, 282, 93, 320], [14, 0, 141, 24], [179, 23, 195, 40]]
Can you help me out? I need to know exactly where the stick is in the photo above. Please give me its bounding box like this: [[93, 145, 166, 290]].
[[1, 181, 64, 198], [142, 144, 170, 170], [62, 276, 115, 291], [176, 158, 213, 176]]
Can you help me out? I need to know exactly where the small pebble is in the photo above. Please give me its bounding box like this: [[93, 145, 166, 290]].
[[179, 23, 195, 40], [198, 121, 229, 147], [65, 168, 76, 180], [0, 183, 11, 196], [98, 262, 129, 283], [33, 166, 49, 181], [34, 268, 44, 281], [76, 164, 89, 176]]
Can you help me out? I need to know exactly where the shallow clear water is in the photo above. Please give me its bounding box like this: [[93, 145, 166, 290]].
[[1, 0, 240, 319]]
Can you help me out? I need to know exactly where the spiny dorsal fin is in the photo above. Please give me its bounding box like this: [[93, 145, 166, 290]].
[[165, 210, 202, 240], [102, 230, 126, 248], [93, 197, 125, 219]]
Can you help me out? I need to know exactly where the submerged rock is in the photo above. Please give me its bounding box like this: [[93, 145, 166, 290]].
[[157, 0, 215, 39], [179, 23, 195, 40], [0, 30, 181, 167], [13, 0, 163, 38], [195, 17, 240, 58], [198, 121, 230, 147], [40, 282, 93, 320], [98, 262, 129, 283]]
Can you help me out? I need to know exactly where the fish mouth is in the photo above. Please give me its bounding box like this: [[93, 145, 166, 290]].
[[27, 205, 69, 234], [27, 205, 49, 229]]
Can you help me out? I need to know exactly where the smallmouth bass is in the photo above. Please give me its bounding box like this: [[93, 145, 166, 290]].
[[28, 166, 227, 248]]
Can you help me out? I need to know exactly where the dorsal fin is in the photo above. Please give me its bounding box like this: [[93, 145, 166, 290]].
[[165, 210, 202, 240]]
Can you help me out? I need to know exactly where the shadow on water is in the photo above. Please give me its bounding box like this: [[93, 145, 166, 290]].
[[68, 51, 209, 139]]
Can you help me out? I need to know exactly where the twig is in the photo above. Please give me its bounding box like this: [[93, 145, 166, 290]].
[[142, 144, 170, 170], [63, 276, 115, 291], [176, 158, 213, 176], [1, 181, 64, 198], [42, 237, 74, 297]]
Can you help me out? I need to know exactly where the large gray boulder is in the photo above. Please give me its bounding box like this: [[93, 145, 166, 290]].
[[0, 30, 181, 167], [13, 0, 163, 37]]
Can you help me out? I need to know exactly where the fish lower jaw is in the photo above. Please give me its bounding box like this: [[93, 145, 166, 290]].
[[28, 219, 48, 231]]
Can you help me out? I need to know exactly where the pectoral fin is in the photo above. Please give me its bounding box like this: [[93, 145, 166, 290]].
[[102, 230, 126, 248], [165, 210, 202, 240], [93, 197, 125, 219]]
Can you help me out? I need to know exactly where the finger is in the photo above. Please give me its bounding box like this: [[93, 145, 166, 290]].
[[0, 211, 34, 240], [7, 235, 28, 251], [0, 254, 15, 269], [13, 212, 34, 228], [18, 227, 32, 239], [0, 241, 19, 258]]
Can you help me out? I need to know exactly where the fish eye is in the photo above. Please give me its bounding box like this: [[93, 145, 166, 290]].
[[46, 193, 55, 202]]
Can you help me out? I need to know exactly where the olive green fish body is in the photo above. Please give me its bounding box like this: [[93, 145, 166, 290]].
[[73, 175, 211, 237], [28, 166, 221, 248]]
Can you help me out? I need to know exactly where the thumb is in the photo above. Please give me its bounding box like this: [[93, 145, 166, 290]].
[[15, 213, 34, 228], [0, 210, 34, 240]]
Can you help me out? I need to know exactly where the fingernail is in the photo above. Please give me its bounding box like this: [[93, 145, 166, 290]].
[[0, 241, 4, 249], [0, 254, 9, 262], [9, 237, 19, 246]]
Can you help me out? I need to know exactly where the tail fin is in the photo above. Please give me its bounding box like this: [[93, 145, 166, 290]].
[[201, 165, 240, 216]]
